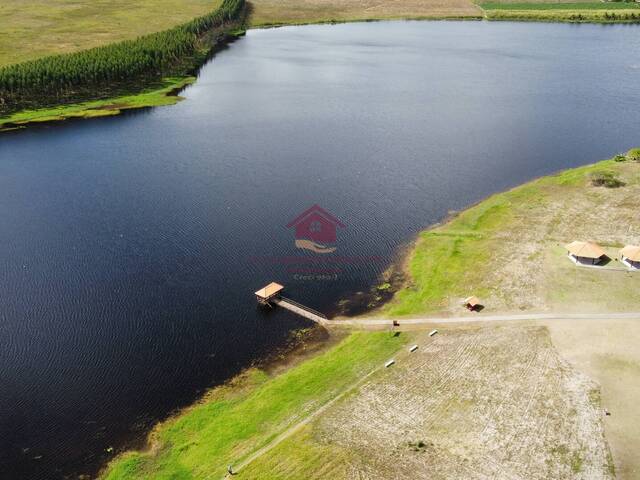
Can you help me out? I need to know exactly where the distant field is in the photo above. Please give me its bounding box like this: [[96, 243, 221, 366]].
[[2, 0, 638, 69], [480, 0, 640, 21], [0, 0, 221, 67], [482, 1, 640, 8], [480, 0, 610, 3], [485, 7, 640, 20], [248, 0, 482, 27]]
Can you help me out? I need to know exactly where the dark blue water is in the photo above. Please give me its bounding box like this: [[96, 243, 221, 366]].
[[1, 20, 639, 479]]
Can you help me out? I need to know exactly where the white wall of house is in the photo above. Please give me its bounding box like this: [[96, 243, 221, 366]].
[[568, 253, 601, 266], [622, 256, 640, 270]]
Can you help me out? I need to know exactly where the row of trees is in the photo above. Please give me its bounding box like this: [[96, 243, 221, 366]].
[[0, 0, 244, 111]]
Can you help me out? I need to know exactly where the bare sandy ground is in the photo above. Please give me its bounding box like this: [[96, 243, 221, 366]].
[[478, 162, 640, 315], [542, 318, 640, 479], [244, 326, 614, 479], [330, 316, 640, 478]]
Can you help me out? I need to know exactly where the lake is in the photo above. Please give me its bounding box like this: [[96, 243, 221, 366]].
[[1, 20, 639, 479]]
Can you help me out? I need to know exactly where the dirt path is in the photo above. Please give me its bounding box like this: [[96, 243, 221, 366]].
[[218, 357, 406, 478], [331, 312, 640, 330]]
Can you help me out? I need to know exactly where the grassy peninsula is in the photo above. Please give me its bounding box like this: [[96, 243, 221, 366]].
[[384, 151, 640, 317], [0, 77, 196, 132], [102, 152, 640, 479]]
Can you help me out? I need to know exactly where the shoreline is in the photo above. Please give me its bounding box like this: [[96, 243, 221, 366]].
[[3, 14, 640, 133], [100, 330, 410, 479], [0, 29, 246, 134], [343, 151, 639, 322], [379, 153, 640, 317], [86, 324, 333, 480], [100, 151, 639, 478]]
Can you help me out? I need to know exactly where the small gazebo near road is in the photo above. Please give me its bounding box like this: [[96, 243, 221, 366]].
[[463, 296, 482, 311], [620, 245, 640, 270], [565, 241, 607, 266]]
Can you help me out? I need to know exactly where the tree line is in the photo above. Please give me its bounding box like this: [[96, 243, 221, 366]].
[[0, 0, 245, 112]]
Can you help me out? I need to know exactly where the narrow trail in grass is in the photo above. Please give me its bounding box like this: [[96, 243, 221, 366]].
[[215, 367, 379, 478], [216, 337, 418, 479]]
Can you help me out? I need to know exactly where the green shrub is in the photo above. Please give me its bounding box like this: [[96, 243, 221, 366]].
[[613, 154, 627, 162], [590, 171, 626, 188], [626, 147, 640, 161]]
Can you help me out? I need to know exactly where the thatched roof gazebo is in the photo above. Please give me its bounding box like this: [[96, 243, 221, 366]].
[[565, 241, 607, 265], [621, 245, 640, 270]]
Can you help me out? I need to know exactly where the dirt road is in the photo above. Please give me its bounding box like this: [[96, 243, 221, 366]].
[[331, 312, 640, 330]]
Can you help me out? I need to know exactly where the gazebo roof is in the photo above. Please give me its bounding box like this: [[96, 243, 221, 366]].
[[255, 282, 284, 299], [621, 245, 640, 262], [464, 296, 480, 307], [565, 241, 606, 259]]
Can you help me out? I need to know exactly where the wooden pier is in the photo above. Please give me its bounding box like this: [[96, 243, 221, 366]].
[[255, 283, 329, 326], [272, 297, 329, 325]]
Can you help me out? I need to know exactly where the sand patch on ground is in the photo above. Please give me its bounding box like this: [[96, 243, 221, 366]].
[[543, 318, 640, 479], [243, 326, 614, 479]]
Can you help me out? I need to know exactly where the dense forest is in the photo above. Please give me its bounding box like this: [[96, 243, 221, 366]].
[[0, 0, 245, 113]]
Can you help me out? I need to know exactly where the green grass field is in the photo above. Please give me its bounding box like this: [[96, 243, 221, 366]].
[[485, 8, 640, 21], [383, 184, 517, 316], [482, 1, 640, 9], [102, 332, 409, 479], [0, 0, 221, 67], [480, 0, 640, 21]]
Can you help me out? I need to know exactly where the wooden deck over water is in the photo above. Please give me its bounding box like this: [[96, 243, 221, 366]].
[[272, 297, 329, 325]]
